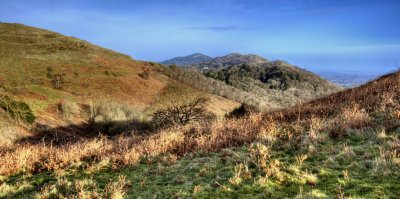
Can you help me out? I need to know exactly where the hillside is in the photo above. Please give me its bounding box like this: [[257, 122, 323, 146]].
[[204, 60, 342, 109], [158, 54, 342, 109], [269, 70, 400, 122], [159, 53, 212, 66], [0, 22, 240, 145], [1, 68, 398, 198], [183, 53, 270, 71]]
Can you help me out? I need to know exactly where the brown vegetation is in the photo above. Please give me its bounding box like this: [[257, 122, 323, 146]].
[[1, 71, 399, 177], [268, 71, 400, 122], [0, 113, 270, 176]]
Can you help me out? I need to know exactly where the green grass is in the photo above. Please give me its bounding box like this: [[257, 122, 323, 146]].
[[23, 85, 76, 113], [1, 125, 399, 198]]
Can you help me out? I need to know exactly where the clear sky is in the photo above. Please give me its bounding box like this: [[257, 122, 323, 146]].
[[1, 0, 399, 72]]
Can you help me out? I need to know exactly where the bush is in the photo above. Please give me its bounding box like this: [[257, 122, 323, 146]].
[[0, 95, 36, 124], [58, 99, 80, 118], [152, 84, 214, 128], [46, 66, 54, 79]]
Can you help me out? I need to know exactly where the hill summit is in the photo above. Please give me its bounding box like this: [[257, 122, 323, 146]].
[[159, 53, 212, 66], [183, 53, 270, 70]]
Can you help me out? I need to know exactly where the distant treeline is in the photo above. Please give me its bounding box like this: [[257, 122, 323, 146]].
[[159, 62, 342, 110], [158, 65, 263, 108]]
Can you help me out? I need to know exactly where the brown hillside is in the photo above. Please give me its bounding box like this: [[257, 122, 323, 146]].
[[269, 70, 400, 121], [0, 22, 240, 144]]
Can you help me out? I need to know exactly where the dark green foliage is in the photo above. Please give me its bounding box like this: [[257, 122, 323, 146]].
[[182, 53, 270, 71], [0, 95, 36, 124], [158, 64, 262, 108], [205, 64, 310, 91], [160, 61, 341, 109]]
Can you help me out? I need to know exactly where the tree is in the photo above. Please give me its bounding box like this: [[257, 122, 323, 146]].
[[152, 83, 213, 128]]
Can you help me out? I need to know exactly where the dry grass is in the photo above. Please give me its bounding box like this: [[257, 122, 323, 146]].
[[1, 70, 399, 197], [268, 71, 400, 122], [36, 175, 130, 199], [58, 99, 80, 118], [1, 91, 390, 177], [0, 113, 273, 176]]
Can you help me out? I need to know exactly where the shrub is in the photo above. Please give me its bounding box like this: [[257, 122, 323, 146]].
[[0, 95, 36, 124], [58, 99, 80, 118], [152, 84, 214, 128], [46, 66, 54, 79]]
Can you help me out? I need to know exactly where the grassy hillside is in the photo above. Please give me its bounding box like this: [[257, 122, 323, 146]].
[[159, 53, 212, 66], [0, 68, 398, 198], [0, 22, 240, 144], [183, 53, 270, 71]]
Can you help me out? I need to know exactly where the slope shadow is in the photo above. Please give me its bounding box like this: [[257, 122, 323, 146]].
[[14, 120, 152, 146]]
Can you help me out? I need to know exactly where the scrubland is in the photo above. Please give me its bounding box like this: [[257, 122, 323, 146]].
[[0, 71, 399, 198]]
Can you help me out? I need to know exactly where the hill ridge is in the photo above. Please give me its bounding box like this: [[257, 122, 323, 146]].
[[159, 53, 212, 66]]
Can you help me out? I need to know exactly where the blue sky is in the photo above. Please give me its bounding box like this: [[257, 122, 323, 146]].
[[1, 0, 399, 72]]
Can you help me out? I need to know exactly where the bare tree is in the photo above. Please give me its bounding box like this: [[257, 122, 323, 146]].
[[152, 83, 213, 127]]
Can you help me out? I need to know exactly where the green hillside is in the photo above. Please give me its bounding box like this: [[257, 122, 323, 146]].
[[183, 53, 270, 71], [159, 53, 212, 66]]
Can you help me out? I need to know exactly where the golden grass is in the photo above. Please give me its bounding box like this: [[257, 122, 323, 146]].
[[0, 113, 273, 176]]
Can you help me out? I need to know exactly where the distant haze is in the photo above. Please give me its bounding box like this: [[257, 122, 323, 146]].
[[1, 0, 399, 73]]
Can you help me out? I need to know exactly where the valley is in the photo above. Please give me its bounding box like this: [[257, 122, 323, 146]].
[[0, 22, 399, 199]]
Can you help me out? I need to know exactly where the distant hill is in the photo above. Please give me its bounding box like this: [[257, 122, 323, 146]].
[[203, 60, 342, 108], [183, 53, 270, 70], [159, 53, 342, 109], [159, 53, 212, 66]]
